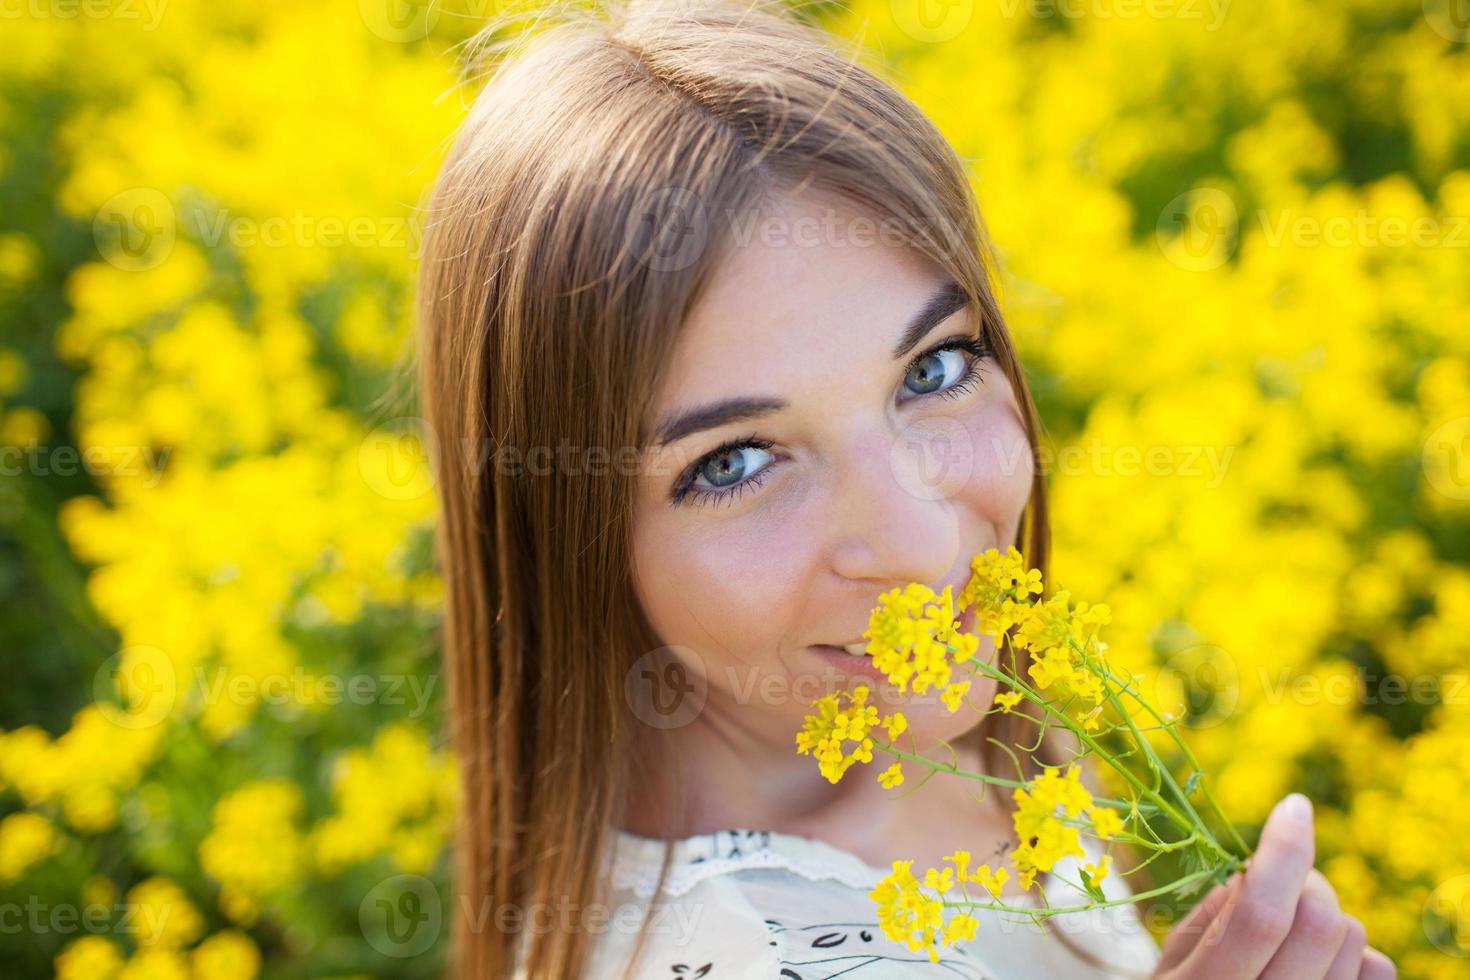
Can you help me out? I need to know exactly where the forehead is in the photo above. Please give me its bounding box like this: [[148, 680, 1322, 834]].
[[650, 188, 948, 423]]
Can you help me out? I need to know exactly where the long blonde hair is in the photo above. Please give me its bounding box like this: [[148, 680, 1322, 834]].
[[414, 0, 1121, 975]]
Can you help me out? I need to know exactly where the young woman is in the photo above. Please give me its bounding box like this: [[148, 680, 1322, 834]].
[[414, 0, 1399, 977]]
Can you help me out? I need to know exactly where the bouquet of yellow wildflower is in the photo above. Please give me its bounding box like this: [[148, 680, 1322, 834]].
[[794, 547, 1251, 964]]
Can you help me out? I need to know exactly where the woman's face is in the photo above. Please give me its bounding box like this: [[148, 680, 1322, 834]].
[[631, 186, 1035, 751]]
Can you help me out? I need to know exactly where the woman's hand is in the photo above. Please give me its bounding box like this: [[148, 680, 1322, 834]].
[[1151, 793, 1397, 980]]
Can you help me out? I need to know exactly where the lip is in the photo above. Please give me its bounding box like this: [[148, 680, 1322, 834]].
[[808, 644, 892, 682]]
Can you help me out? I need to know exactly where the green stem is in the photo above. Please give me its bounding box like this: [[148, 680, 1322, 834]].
[[938, 865, 1221, 920], [1068, 637, 1229, 862], [876, 740, 1134, 809], [953, 640, 1194, 835], [1097, 662, 1253, 858]]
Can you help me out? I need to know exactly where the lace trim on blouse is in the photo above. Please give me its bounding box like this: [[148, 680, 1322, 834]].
[[608, 825, 1083, 910], [610, 828, 889, 899]]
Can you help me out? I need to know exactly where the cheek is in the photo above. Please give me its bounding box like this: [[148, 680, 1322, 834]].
[[631, 509, 814, 659], [964, 403, 1034, 528]]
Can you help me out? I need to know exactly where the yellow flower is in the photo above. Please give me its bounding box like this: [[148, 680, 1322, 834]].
[[924, 866, 955, 894], [795, 685, 878, 783], [1011, 765, 1092, 876], [55, 936, 123, 980], [942, 911, 979, 944], [878, 762, 905, 788], [865, 583, 964, 694], [957, 546, 1042, 637], [125, 877, 203, 951], [118, 948, 188, 980], [971, 863, 1010, 898], [190, 930, 261, 980], [0, 812, 62, 881], [940, 680, 971, 712], [881, 711, 908, 741], [870, 860, 945, 963], [1082, 854, 1113, 889], [993, 690, 1024, 713], [1088, 805, 1125, 839]]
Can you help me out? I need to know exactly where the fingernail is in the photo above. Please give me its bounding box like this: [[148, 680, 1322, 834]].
[[1279, 792, 1312, 823]]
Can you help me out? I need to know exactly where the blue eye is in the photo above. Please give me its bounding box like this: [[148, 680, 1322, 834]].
[[901, 336, 990, 402], [671, 437, 776, 508], [669, 333, 992, 509]]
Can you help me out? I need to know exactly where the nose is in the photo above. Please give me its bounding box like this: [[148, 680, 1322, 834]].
[[824, 419, 970, 590]]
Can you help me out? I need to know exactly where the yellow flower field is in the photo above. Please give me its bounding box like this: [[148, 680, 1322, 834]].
[[0, 0, 1466, 976]]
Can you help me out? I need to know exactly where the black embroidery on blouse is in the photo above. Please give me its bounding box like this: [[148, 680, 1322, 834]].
[[651, 832, 998, 978], [686, 829, 774, 866], [765, 918, 993, 978]]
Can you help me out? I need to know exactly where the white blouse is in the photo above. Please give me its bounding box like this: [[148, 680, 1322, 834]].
[[562, 825, 1164, 979]]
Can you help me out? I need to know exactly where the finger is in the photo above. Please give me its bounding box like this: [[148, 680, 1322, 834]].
[[1322, 915, 1366, 980], [1358, 947, 1397, 980], [1184, 793, 1318, 978], [1256, 869, 1348, 980], [1153, 871, 1243, 973]]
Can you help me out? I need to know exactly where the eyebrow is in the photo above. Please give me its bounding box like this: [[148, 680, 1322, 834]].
[[650, 278, 972, 450]]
